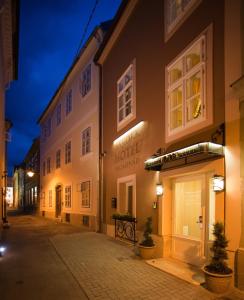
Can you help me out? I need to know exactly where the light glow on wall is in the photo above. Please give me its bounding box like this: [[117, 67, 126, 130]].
[[113, 121, 144, 145]]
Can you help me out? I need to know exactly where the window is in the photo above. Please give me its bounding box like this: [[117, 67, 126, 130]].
[[167, 36, 205, 136], [65, 186, 72, 208], [65, 141, 71, 164], [56, 149, 61, 169], [47, 157, 51, 174], [42, 161, 46, 176], [81, 181, 90, 208], [48, 190, 52, 207], [56, 104, 61, 126], [34, 186, 37, 203], [42, 192, 45, 207], [80, 64, 91, 97], [117, 62, 135, 129], [66, 89, 72, 115], [165, 0, 199, 35], [82, 127, 91, 155]]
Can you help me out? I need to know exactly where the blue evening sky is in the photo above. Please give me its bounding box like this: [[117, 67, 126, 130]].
[[6, 0, 121, 175]]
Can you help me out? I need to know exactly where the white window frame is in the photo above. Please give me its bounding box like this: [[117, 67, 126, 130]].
[[65, 141, 71, 164], [81, 180, 91, 208], [80, 63, 92, 98], [66, 89, 72, 116], [82, 127, 91, 156], [64, 185, 72, 208], [165, 0, 201, 40], [165, 26, 213, 143], [117, 60, 136, 131]]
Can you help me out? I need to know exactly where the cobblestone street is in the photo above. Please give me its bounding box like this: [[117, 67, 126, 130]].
[[1, 214, 244, 300]]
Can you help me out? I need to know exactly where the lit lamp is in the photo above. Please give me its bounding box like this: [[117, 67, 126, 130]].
[[156, 183, 163, 196], [212, 174, 224, 192], [0, 246, 6, 257], [27, 170, 34, 177]]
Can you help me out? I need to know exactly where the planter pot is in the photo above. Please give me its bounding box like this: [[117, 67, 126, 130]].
[[202, 267, 233, 294], [138, 245, 155, 259]]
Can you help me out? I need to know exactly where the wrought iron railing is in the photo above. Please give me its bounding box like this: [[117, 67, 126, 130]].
[[112, 214, 137, 244]]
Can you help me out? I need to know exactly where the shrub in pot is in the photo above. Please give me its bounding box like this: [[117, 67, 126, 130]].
[[202, 222, 233, 293], [138, 217, 155, 259]]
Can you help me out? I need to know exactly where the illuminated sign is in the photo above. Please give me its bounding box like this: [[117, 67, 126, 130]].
[[113, 121, 144, 145], [145, 142, 224, 171]]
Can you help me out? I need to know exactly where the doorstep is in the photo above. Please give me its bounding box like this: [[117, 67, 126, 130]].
[[146, 257, 205, 286]]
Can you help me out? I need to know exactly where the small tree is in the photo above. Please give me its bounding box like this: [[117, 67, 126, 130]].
[[206, 222, 232, 274], [140, 217, 155, 247]]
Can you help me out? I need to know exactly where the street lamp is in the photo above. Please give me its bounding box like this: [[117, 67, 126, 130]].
[[27, 170, 34, 178]]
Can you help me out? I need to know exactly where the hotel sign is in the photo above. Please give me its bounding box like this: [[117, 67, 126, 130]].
[[145, 142, 224, 171]]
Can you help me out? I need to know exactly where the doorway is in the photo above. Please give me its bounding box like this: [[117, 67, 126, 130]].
[[117, 174, 136, 217], [172, 175, 205, 266], [55, 185, 62, 218]]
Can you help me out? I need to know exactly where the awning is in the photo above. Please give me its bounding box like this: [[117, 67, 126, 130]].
[[145, 142, 224, 171]]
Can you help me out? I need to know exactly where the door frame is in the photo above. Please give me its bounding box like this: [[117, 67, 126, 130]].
[[117, 174, 136, 217]]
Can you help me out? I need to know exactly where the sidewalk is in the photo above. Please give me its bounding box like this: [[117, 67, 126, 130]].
[[50, 232, 244, 300]]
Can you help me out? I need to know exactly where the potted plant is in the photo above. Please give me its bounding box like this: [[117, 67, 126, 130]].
[[138, 217, 155, 259], [202, 222, 233, 293]]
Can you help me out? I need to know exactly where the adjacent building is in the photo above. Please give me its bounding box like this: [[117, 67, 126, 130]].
[[38, 22, 110, 231], [0, 0, 19, 224]]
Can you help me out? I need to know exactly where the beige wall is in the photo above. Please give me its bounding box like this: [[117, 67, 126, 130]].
[[40, 33, 101, 230]]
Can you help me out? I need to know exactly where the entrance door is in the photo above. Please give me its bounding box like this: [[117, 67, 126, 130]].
[[55, 185, 62, 218], [172, 175, 205, 266]]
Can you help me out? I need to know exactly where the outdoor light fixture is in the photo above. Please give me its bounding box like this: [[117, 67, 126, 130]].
[[156, 183, 163, 196], [27, 170, 34, 177], [0, 247, 6, 257], [113, 121, 144, 145], [212, 174, 224, 192]]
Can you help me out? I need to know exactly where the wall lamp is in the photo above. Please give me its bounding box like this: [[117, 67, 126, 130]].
[[0, 246, 6, 257], [156, 183, 163, 196], [27, 170, 34, 178], [212, 174, 224, 192]]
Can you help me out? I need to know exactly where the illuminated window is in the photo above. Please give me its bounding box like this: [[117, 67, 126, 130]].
[[56, 149, 61, 169], [65, 186, 72, 208], [165, 0, 199, 35], [80, 64, 91, 97], [117, 62, 136, 130], [47, 157, 51, 174], [48, 190, 52, 207], [81, 181, 90, 208], [65, 141, 71, 164], [66, 89, 72, 115], [82, 127, 91, 156], [167, 36, 205, 135], [56, 103, 61, 125]]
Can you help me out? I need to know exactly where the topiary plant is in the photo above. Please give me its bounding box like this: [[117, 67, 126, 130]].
[[205, 222, 232, 275], [140, 217, 155, 247]]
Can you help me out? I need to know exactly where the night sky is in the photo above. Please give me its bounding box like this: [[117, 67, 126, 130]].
[[6, 0, 121, 175]]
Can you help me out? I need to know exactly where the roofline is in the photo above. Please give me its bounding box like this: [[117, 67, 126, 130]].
[[37, 24, 101, 124], [94, 0, 137, 65]]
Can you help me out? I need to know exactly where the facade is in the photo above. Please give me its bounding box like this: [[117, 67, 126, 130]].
[[38, 23, 110, 230], [96, 0, 244, 289], [0, 0, 19, 224], [23, 138, 40, 212], [13, 164, 25, 209], [226, 1, 244, 290]]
